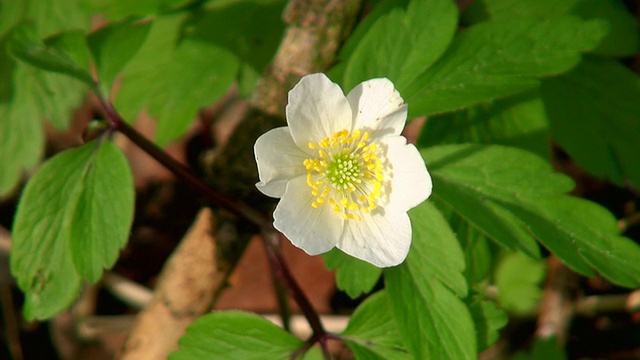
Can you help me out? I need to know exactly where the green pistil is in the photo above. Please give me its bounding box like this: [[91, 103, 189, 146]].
[[327, 153, 361, 189]]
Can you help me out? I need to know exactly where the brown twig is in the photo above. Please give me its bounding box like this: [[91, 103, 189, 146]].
[[535, 255, 579, 345], [120, 208, 224, 359]]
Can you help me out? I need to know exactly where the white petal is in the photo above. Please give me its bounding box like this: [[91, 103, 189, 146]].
[[382, 136, 432, 212], [255, 127, 308, 198], [274, 176, 342, 255], [286, 73, 353, 151], [338, 210, 412, 267], [346, 78, 407, 137]]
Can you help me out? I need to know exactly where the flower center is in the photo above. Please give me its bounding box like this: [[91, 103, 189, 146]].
[[303, 129, 384, 221]]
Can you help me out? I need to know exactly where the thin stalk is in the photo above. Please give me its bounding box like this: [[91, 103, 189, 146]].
[[99, 99, 268, 227], [97, 96, 328, 356]]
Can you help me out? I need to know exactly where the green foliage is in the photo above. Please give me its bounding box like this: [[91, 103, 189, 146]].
[[323, 248, 381, 299], [0, 0, 91, 195], [495, 252, 546, 314], [543, 57, 640, 188], [170, 311, 304, 360], [341, 291, 411, 359], [84, 0, 192, 19], [403, 15, 606, 117], [114, 0, 285, 145], [11, 139, 134, 320], [466, 0, 638, 57], [9, 26, 93, 86], [87, 19, 152, 96], [513, 337, 567, 360], [340, 0, 458, 91], [385, 201, 475, 359], [418, 92, 550, 159], [0, 66, 43, 196], [468, 300, 508, 352], [3, 0, 640, 357], [424, 145, 640, 288]]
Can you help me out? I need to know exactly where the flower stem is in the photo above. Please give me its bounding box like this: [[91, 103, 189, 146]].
[[99, 99, 269, 227], [98, 97, 329, 356], [261, 231, 329, 358]]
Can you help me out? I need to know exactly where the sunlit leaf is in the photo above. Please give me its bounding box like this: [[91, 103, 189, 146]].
[[341, 291, 411, 359], [11, 139, 134, 319], [404, 15, 606, 117], [170, 311, 303, 360]]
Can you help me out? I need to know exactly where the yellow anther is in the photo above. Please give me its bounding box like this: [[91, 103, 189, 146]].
[[303, 128, 385, 220]]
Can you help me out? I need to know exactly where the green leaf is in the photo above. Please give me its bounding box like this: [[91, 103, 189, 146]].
[[0, 66, 44, 196], [84, 0, 191, 20], [8, 26, 91, 129], [15, 0, 90, 37], [341, 291, 411, 359], [409, 201, 467, 296], [469, 300, 508, 352], [342, 0, 458, 91], [88, 19, 151, 96], [446, 212, 493, 285], [9, 25, 93, 86], [424, 144, 640, 288], [495, 252, 546, 314], [404, 16, 607, 117], [543, 57, 640, 189], [385, 201, 474, 359], [69, 141, 134, 282], [466, 0, 638, 57], [572, 0, 639, 57], [418, 91, 550, 159], [115, 14, 238, 146], [513, 337, 567, 360], [170, 311, 303, 360], [323, 248, 381, 299], [463, 0, 579, 22], [184, 0, 285, 93], [11, 139, 134, 319]]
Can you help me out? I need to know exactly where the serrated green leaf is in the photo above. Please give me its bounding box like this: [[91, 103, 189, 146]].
[[342, 0, 457, 91], [446, 212, 493, 285], [170, 311, 303, 360], [323, 248, 381, 299], [418, 91, 550, 159], [69, 141, 134, 282], [19, 0, 90, 37], [495, 252, 545, 314], [385, 268, 476, 360], [9, 25, 93, 86], [88, 19, 151, 96], [341, 291, 411, 360], [463, 0, 579, 23], [424, 144, 640, 288], [115, 13, 238, 146], [572, 0, 639, 57], [466, 0, 638, 57], [184, 0, 285, 92], [84, 0, 191, 20], [543, 57, 640, 189], [11, 139, 134, 319], [11, 144, 95, 319], [469, 300, 508, 352], [0, 66, 44, 196], [409, 201, 467, 296], [404, 16, 607, 117], [385, 201, 474, 359]]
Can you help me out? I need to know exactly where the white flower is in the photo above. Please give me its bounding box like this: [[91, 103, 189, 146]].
[[254, 73, 432, 267]]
